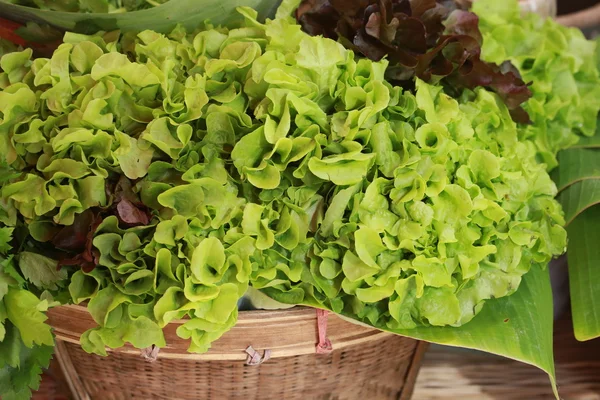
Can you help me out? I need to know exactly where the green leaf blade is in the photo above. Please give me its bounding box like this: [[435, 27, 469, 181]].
[[552, 148, 600, 193], [557, 179, 600, 226], [0, 0, 280, 34], [570, 134, 600, 149], [567, 206, 600, 341]]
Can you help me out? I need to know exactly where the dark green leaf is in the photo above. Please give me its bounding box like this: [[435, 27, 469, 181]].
[[557, 179, 600, 226], [0, 0, 280, 34], [0, 323, 54, 400], [18, 252, 67, 290], [552, 148, 600, 192], [570, 135, 600, 149], [567, 206, 600, 341], [0, 228, 13, 255]]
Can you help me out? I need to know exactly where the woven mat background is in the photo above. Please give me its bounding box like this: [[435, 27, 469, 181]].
[[34, 312, 599, 400]]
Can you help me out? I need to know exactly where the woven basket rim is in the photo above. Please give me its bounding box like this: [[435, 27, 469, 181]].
[[48, 304, 402, 360]]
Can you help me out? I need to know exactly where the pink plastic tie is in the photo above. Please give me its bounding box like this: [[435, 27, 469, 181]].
[[316, 309, 333, 354], [245, 346, 271, 366], [141, 345, 160, 363]]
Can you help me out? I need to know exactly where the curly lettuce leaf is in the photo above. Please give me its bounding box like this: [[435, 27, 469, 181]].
[[258, 76, 564, 333], [474, 0, 600, 169]]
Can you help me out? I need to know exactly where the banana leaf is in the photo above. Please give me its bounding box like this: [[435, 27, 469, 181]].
[[554, 140, 600, 341], [571, 135, 600, 149], [557, 179, 600, 226], [567, 207, 600, 341], [552, 148, 600, 192], [0, 0, 280, 33], [339, 265, 558, 398]]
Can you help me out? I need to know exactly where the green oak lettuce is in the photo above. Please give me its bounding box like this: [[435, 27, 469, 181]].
[[256, 77, 566, 330], [0, 3, 566, 396], [476, 0, 600, 343], [474, 0, 600, 170]]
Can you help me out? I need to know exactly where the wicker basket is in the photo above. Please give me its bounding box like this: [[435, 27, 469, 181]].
[[47, 305, 427, 400]]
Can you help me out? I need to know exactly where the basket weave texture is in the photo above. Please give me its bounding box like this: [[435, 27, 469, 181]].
[[48, 306, 427, 400]]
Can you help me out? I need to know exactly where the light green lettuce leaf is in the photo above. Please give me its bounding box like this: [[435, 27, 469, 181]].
[[474, 0, 600, 169]]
